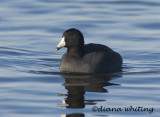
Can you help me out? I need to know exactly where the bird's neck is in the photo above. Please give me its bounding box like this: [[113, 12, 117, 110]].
[[67, 46, 84, 58]]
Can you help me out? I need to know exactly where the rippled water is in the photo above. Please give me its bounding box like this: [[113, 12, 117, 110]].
[[0, 0, 160, 117]]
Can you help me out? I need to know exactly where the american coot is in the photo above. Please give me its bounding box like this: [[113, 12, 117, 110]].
[[56, 28, 123, 73]]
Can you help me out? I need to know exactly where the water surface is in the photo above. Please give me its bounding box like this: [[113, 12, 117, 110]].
[[0, 0, 160, 117]]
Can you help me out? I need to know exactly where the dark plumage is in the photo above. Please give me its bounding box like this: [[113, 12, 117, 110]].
[[56, 28, 123, 73]]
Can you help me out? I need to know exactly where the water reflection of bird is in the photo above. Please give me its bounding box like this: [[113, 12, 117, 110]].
[[61, 113, 85, 117], [58, 73, 121, 109]]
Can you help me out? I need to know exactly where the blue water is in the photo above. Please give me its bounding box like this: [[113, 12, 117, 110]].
[[0, 0, 160, 117]]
